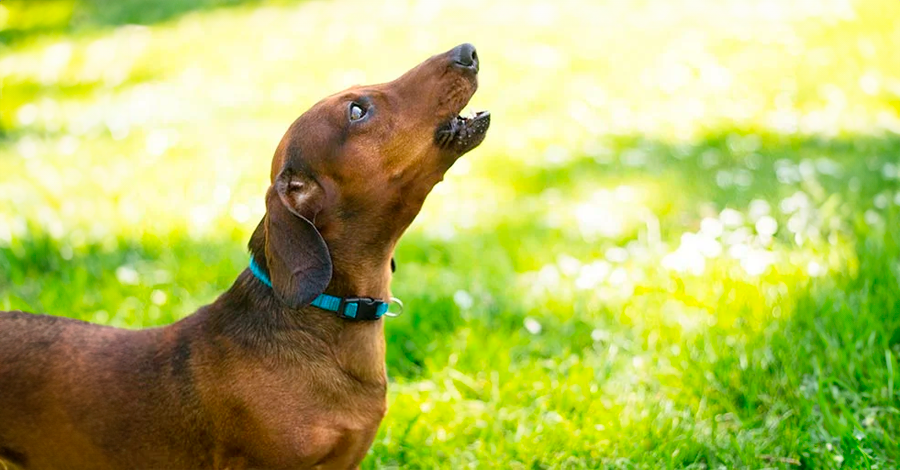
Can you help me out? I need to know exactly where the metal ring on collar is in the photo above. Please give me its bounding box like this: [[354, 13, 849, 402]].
[[384, 297, 404, 317]]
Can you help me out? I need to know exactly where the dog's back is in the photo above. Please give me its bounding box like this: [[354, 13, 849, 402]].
[[0, 311, 94, 433], [0, 311, 209, 469], [1, 311, 104, 467], [1, 311, 63, 468]]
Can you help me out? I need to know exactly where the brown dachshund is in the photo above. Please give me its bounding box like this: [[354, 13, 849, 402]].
[[0, 43, 489, 470]]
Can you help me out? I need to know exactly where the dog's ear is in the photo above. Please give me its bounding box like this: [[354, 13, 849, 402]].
[[264, 170, 332, 308]]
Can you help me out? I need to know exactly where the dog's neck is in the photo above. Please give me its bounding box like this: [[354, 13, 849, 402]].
[[218, 219, 389, 385], [247, 217, 395, 300], [325, 249, 394, 300]]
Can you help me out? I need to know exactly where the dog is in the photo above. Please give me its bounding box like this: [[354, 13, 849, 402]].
[[0, 43, 489, 470]]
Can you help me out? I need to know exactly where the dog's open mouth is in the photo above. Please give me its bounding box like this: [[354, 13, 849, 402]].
[[435, 110, 491, 154]]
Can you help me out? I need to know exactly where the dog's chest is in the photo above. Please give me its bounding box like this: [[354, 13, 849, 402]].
[[212, 368, 387, 468]]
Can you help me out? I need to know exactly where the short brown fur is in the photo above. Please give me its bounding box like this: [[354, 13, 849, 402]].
[[0, 44, 488, 469]]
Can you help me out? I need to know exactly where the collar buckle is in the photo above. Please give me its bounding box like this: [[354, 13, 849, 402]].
[[338, 297, 385, 321]]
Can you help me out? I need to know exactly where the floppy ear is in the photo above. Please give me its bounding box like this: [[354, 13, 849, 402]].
[[264, 171, 332, 308]]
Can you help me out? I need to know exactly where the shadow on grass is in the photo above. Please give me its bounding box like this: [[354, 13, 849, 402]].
[[505, 131, 899, 205], [0, 227, 249, 327]]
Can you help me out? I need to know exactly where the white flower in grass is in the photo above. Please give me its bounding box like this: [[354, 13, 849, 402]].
[[523, 317, 542, 335], [755, 216, 778, 236], [780, 191, 809, 214], [749, 199, 771, 221], [865, 210, 883, 226], [543, 411, 563, 424], [151, 290, 167, 306], [740, 249, 775, 276], [16, 136, 39, 160], [859, 73, 880, 95], [116, 266, 140, 285], [775, 162, 801, 184], [719, 208, 744, 228], [605, 247, 628, 263], [609, 267, 629, 285], [17, 103, 39, 125], [661, 243, 705, 275], [453, 290, 474, 310], [574, 203, 625, 239], [716, 170, 733, 188], [575, 261, 610, 290], [816, 157, 842, 176], [697, 234, 723, 258], [700, 217, 723, 238], [536, 264, 561, 290], [556, 254, 581, 276], [806, 261, 825, 277], [863, 414, 877, 427], [591, 329, 610, 342], [734, 169, 753, 188]]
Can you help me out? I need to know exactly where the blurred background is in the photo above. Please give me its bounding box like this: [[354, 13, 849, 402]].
[[2, 0, 900, 467]]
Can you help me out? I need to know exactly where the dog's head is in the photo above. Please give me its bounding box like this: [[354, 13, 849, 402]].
[[254, 44, 490, 307]]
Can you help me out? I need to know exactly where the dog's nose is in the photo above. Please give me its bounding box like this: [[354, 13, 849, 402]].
[[451, 43, 478, 73]]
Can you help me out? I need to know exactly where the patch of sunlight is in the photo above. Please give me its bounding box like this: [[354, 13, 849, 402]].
[[518, 189, 857, 329], [542, 180, 666, 242]]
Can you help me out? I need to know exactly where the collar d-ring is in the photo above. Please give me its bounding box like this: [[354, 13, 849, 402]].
[[384, 297, 404, 317]]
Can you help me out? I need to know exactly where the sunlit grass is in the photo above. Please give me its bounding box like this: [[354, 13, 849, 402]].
[[2, 0, 900, 468]]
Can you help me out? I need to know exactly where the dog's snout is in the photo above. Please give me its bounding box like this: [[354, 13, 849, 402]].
[[451, 43, 479, 73]]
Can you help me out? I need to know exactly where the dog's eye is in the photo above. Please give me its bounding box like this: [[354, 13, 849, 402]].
[[349, 103, 367, 122]]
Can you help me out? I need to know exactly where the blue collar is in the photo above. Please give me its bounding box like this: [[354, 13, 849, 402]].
[[249, 255, 390, 320]]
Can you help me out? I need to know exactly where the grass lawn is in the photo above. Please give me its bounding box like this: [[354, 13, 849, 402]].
[[2, 0, 900, 467]]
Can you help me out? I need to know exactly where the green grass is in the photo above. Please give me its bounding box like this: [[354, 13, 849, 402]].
[[2, 0, 900, 468]]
